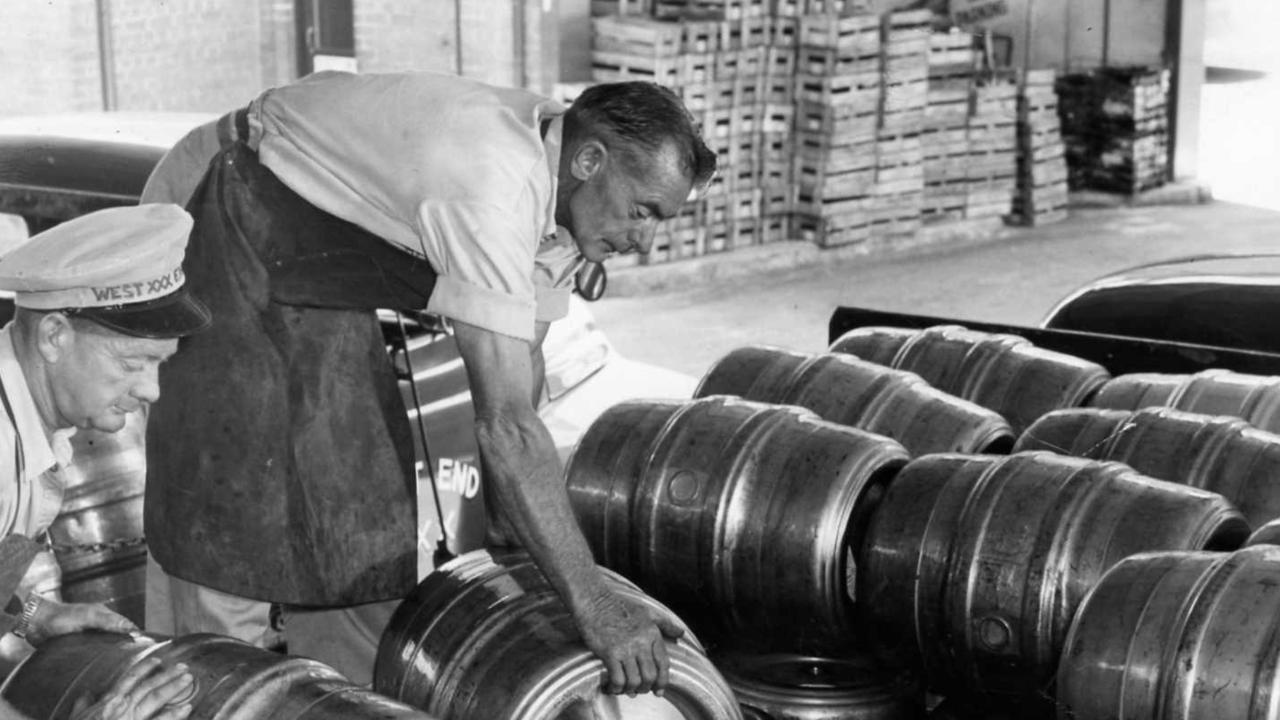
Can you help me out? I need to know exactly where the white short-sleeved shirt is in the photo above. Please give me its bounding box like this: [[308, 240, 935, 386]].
[[0, 324, 75, 540], [142, 71, 582, 341], [252, 71, 581, 340]]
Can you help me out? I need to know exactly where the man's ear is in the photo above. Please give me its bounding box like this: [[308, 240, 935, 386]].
[[35, 313, 73, 364], [569, 140, 607, 181]]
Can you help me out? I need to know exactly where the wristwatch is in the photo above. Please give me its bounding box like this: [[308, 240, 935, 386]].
[[12, 594, 41, 639]]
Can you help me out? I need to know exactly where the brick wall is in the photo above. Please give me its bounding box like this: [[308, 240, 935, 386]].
[[0, 0, 103, 116], [353, 0, 458, 74], [109, 0, 267, 112]]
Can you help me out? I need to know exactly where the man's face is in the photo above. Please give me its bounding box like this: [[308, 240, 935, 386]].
[[48, 325, 178, 433], [566, 141, 694, 263]]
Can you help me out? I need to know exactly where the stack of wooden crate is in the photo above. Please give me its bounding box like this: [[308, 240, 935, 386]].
[[1056, 66, 1170, 195], [592, 12, 794, 264], [870, 10, 931, 241], [921, 30, 976, 222], [965, 72, 1019, 220], [790, 13, 884, 247], [1012, 69, 1069, 225]]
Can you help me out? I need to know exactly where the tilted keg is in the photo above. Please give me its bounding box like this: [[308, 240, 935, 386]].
[[565, 396, 910, 651], [858, 452, 1248, 702], [1090, 368, 1280, 435], [696, 346, 1014, 456], [1016, 406, 1280, 528], [50, 411, 148, 623], [373, 549, 741, 720], [714, 652, 923, 720], [829, 324, 1111, 433], [1058, 546, 1280, 720], [1, 631, 434, 719]]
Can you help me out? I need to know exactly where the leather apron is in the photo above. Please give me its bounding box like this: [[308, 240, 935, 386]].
[[145, 141, 437, 606]]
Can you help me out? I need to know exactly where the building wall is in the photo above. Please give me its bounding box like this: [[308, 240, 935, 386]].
[[0, 0, 103, 115], [353, 0, 458, 74], [109, 0, 269, 112]]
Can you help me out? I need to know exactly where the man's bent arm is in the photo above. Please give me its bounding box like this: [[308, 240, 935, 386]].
[[452, 320, 679, 696]]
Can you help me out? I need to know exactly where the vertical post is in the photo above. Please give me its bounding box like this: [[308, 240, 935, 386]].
[[95, 0, 117, 111], [1166, 0, 1205, 180]]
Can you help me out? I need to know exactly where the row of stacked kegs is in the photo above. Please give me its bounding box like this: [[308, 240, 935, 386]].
[[12, 323, 1280, 720], [555, 323, 1280, 719]]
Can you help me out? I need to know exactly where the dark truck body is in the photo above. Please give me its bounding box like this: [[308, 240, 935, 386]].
[[829, 305, 1280, 377]]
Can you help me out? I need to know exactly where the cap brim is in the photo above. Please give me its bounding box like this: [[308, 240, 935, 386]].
[[72, 287, 212, 339]]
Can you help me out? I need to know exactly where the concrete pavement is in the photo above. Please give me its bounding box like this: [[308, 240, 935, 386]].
[[590, 200, 1280, 379]]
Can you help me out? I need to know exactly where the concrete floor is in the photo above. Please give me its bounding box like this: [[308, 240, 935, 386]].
[[590, 200, 1280, 379]]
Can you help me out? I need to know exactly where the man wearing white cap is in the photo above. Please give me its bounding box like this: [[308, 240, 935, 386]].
[[0, 204, 209, 719], [139, 72, 715, 691]]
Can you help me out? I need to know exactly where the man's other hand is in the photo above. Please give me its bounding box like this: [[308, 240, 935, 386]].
[[24, 597, 138, 646], [576, 590, 684, 697], [71, 656, 195, 720]]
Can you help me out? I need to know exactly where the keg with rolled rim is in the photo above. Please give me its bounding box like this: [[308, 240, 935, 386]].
[[49, 410, 148, 624], [829, 324, 1111, 434], [373, 548, 742, 720], [714, 652, 923, 720], [565, 396, 911, 651], [858, 451, 1248, 703], [1057, 546, 1280, 720], [1016, 405, 1280, 528], [696, 345, 1015, 456], [1089, 368, 1280, 435], [0, 631, 435, 719]]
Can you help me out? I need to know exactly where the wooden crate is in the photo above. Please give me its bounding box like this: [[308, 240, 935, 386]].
[[680, 18, 722, 54], [764, 45, 796, 78], [683, 52, 715, 83], [798, 13, 882, 54], [760, 182, 794, 216], [759, 104, 794, 134], [967, 120, 1018, 153], [883, 9, 933, 44], [771, 15, 798, 46], [591, 0, 652, 16], [653, 0, 769, 19], [758, 212, 791, 244], [796, 73, 883, 113], [797, 46, 880, 78], [761, 73, 795, 105], [592, 16, 684, 58], [795, 101, 879, 143], [715, 46, 766, 80], [592, 51, 683, 85], [929, 30, 977, 67]]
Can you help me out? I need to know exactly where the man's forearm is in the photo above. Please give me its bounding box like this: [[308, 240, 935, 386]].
[[476, 412, 609, 617]]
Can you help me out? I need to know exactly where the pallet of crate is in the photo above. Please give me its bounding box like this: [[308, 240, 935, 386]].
[[921, 122, 972, 222], [881, 10, 931, 133], [1055, 65, 1171, 194], [1013, 69, 1070, 226], [792, 128, 879, 248], [869, 129, 924, 239]]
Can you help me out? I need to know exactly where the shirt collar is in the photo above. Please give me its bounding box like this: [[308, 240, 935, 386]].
[[0, 324, 76, 472]]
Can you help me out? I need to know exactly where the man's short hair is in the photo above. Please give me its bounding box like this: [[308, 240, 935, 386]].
[[564, 82, 717, 190]]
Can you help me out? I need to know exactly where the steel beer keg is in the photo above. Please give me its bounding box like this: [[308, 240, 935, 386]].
[[1017, 406, 1280, 528], [1, 631, 434, 719], [1057, 546, 1280, 720], [373, 549, 741, 720], [566, 396, 910, 650], [859, 452, 1247, 702], [1090, 368, 1280, 434], [714, 653, 923, 720], [50, 411, 148, 623], [696, 346, 1014, 455], [1247, 518, 1280, 546], [830, 324, 1111, 433]]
